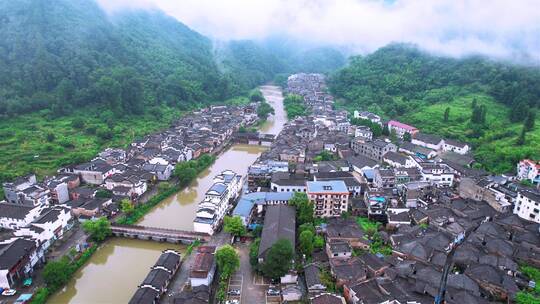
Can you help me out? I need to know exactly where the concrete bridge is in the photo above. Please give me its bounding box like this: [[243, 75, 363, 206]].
[[110, 224, 211, 244]]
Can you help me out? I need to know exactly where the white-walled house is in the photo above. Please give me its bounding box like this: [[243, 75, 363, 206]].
[[411, 133, 444, 151], [0, 203, 45, 230], [0, 238, 41, 289], [442, 139, 470, 155], [514, 191, 540, 223]]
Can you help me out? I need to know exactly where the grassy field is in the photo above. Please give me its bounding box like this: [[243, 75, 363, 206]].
[[0, 108, 183, 184], [399, 93, 540, 173]]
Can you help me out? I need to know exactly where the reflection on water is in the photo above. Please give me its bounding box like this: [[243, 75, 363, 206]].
[[49, 85, 286, 303], [48, 238, 185, 304], [138, 144, 268, 230]]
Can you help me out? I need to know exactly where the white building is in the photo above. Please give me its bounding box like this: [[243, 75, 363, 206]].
[[353, 111, 381, 124], [514, 191, 540, 223], [442, 139, 470, 155], [354, 126, 373, 140], [419, 163, 454, 187], [0, 203, 45, 230], [411, 133, 444, 151], [193, 170, 242, 234], [517, 159, 540, 186]]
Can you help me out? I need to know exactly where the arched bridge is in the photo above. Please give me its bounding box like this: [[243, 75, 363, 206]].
[[111, 224, 210, 244]]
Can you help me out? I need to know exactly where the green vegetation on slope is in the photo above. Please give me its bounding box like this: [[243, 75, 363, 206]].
[[284, 94, 310, 119], [330, 43, 540, 173], [400, 94, 540, 173], [0, 107, 182, 183]]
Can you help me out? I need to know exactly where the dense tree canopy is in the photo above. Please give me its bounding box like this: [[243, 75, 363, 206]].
[[261, 239, 294, 279]]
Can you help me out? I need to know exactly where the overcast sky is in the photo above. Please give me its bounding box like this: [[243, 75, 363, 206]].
[[97, 0, 540, 62]]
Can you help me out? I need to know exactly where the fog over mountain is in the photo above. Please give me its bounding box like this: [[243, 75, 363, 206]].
[[96, 0, 540, 63]]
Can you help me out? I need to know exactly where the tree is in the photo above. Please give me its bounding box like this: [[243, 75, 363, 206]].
[[46, 132, 56, 142], [215, 245, 240, 279], [313, 235, 325, 249], [250, 90, 265, 102], [443, 107, 450, 122], [82, 217, 111, 242], [510, 101, 528, 123], [524, 111, 536, 131], [120, 199, 134, 215], [382, 125, 390, 136], [289, 192, 314, 226], [261, 239, 294, 279], [71, 118, 85, 129], [43, 257, 71, 290], [249, 238, 261, 267], [516, 127, 527, 145], [298, 223, 315, 235], [257, 101, 275, 120], [95, 189, 112, 198], [224, 216, 246, 237], [403, 132, 411, 142], [299, 230, 314, 257]]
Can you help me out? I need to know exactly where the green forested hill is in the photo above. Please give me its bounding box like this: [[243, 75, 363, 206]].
[[0, 0, 233, 117], [329, 44, 540, 173]]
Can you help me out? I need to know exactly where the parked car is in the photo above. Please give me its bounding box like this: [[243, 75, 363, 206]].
[[267, 288, 280, 296], [226, 300, 239, 304], [2, 289, 16, 296], [228, 289, 240, 296]]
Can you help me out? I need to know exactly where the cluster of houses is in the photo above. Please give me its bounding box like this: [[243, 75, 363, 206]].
[[193, 170, 243, 235], [0, 104, 260, 290], [227, 74, 540, 303]]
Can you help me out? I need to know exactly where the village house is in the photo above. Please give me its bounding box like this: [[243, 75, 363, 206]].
[[458, 177, 513, 213], [71, 159, 116, 185], [383, 151, 415, 168], [189, 246, 216, 287], [325, 218, 370, 250], [310, 293, 346, 304], [387, 120, 419, 138], [0, 238, 41, 289], [44, 176, 70, 204], [443, 138, 470, 155], [307, 181, 349, 217], [399, 141, 438, 160], [418, 162, 455, 187], [411, 133, 444, 150], [330, 257, 367, 288], [326, 240, 352, 259], [270, 172, 307, 193], [351, 139, 397, 162], [354, 126, 373, 140], [304, 263, 326, 295], [0, 202, 46, 230], [66, 197, 113, 219], [514, 190, 540, 223], [3, 174, 50, 206], [517, 159, 540, 186], [353, 111, 381, 124]]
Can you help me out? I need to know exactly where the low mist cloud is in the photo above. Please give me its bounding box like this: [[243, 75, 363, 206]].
[[97, 0, 540, 62]]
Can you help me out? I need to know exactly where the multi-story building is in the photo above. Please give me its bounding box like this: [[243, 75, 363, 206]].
[[514, 190, 540, 223], [193, 170, 242, 234], [307, 181, 349, 217], [354, 126, 373, 140], [517, 159, 540, 186], [387, 120, 419, 138], [351, 139, 397, 162], [353, 111, 381, 124]]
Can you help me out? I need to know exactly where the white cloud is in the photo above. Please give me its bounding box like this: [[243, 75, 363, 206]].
[[96, 0, 540, 62]]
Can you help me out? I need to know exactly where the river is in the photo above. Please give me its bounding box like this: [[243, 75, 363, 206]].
[[49, 85, 286, 303]]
